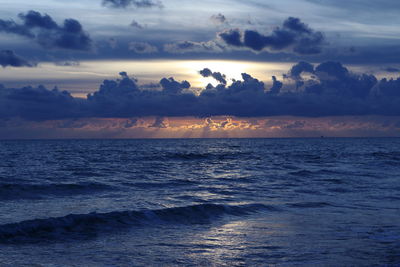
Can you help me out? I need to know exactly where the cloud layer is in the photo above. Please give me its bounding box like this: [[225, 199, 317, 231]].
[[1, 61, 400, 121]]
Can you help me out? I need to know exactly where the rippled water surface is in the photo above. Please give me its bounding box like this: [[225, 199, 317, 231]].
[[0, 138, 399, 266]]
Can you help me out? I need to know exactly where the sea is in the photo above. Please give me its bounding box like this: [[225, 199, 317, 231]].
[[0, 138, 399, 266]]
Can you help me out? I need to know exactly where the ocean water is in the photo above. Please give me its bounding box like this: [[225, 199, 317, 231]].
[[0, 138, 399, 266]]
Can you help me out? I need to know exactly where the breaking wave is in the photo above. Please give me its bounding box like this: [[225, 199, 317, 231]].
[[0, 203, 272, 243]]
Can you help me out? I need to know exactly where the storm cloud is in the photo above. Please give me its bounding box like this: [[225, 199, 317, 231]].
[[1, 61, 400, 121], [0, 50, 35, 68], [218, 17, 325, 55], [0, 11, 92, 51]]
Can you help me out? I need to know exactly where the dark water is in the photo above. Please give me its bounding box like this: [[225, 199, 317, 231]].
[[0, 138, 399, 266]]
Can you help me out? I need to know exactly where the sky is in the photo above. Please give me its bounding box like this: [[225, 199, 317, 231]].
[[0, 0, 400, 138]]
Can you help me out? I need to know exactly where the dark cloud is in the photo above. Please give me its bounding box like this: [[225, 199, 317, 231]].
[[160, 77, 191, 94], [218, 29, 242, 47], [283, 17, 312, 34], [289, 61, 315, 78], [199, 68, 227, 85], [102, 0, 163, 9], [376, 78, 400, 98], [0, 10, 92, 51], [286, 61, 315, 88], [384, 67, 400, 73], [18, 10, 58, 29], [2, 61, 400, 121], [0, 18, 34, 38], [218, 17, 325, 55], [0, 85, 80, 120], [0, 50, 35, 68], [269, 76, 283, 95]]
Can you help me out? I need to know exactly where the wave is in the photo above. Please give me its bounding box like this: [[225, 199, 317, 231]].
[[0, 203, 271, 244], [288, 202, 334, 208], [0, 182, 113, 200], [149, 151, 254, 161], [289, 169, 347, 177], [371, 151, 400, 160]]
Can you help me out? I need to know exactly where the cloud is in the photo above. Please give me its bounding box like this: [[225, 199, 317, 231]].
[[0, 17, 34, 38], [124, 118, 138, 128], [269, 76, 283, 94], [149, 117, 168, 128], [285, 61, 315, 88], [0, 50, 36, 68], [2, 61, 400, 121], [163, 40, 223, 54], [0, 10, 92, 51], [384, 67, 400, 73], [0, 85, 81, 120], [210, 13, 227, 25], [128, 42, 158, 54], [199, 68, 227, 85], [102, 0, 163, 9], [160, 77, 191, 94], [289, 61, 315, 79], [130, 20, 144, 29], [54, 60, 80, 66], [218, 29, 242, 47], [218, 17, 325, 55]]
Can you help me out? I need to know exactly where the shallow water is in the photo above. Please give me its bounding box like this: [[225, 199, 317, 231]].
[[0, 138, 399, 266]]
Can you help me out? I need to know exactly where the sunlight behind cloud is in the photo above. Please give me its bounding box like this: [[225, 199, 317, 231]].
[[0, 59, 293, 96]]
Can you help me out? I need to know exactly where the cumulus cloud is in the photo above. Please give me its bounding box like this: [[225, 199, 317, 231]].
[[102, 0, 163, 9], [160, 77, 191, 94], [129, 42, 158, 53], [289, 61, 315, 79], [0, 50, 35, 68], [218, 17, 325, 55], [2, 61, 400, 121], [0, 10, 92, 51], [199, 68, 227, 85], [269, 76, 283, 94]]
